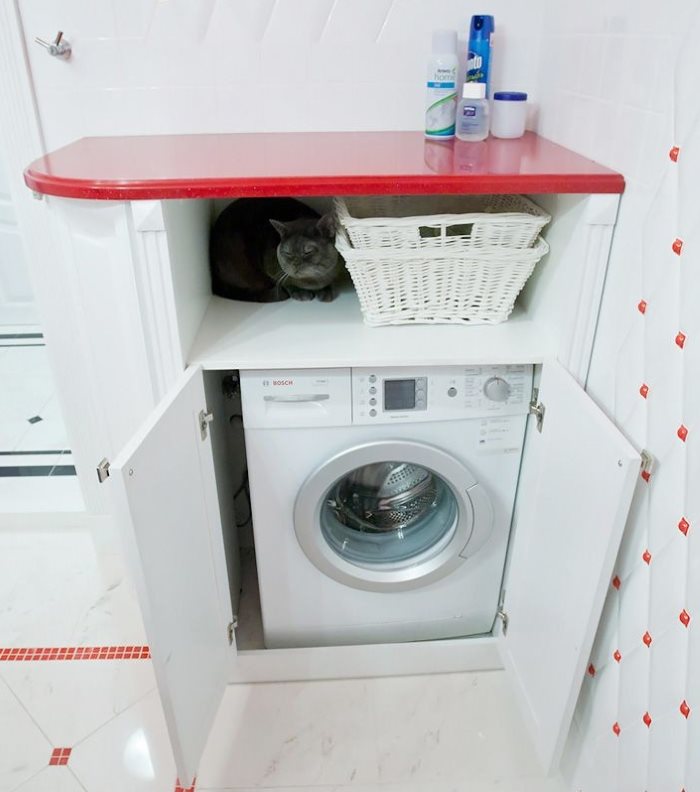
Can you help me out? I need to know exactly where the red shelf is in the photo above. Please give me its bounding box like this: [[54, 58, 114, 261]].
[[24, 131, 624, 201]]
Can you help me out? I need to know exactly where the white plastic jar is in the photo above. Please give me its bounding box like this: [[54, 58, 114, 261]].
[[491, 91, 528, 139]]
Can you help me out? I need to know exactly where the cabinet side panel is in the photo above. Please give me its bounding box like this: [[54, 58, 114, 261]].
[[162, 200, 213, 367]]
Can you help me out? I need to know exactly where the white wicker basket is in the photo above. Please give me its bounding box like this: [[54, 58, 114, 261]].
[[334, 194, 550, 251], [337, 232, 549, 326]]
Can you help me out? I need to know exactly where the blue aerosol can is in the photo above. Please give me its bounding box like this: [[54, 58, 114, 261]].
[[466, 15, 494, 97]]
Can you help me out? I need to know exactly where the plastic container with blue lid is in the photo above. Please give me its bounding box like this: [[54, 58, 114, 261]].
[[491, 91, 528, 139]]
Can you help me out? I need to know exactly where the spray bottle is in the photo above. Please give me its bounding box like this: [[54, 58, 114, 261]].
[[466, 15, 494, 97]]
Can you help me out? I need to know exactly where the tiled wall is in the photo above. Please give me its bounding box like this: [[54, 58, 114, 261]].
[[19, 0, 544, 150], [537, 1, 700, 789]]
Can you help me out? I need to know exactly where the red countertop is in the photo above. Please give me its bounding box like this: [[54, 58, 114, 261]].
[[24, 131, 624, 200]]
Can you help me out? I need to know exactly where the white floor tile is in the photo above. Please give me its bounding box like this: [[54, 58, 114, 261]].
[[0, 521, 145, 646], [198, 783, 566, 792], [197, 671, 565, 791], [0, 677, 52, 792], [0, 475, 84, 514], [12, 766, 86, 792], [69, 689, 176, 792], [370, 672, 544, 784], [0, 660, 157, 748]]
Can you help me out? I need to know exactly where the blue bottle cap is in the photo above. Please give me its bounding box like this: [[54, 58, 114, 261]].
[[469, 15, 494, 39], [493, 91, 528, 101]]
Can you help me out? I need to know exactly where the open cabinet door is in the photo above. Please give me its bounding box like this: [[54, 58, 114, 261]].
[[500, 360, 639, 774], [109, 366, 233, 786]]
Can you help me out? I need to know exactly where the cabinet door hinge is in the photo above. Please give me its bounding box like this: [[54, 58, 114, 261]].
[[199, 409, 214, 440], [529, 387, 545, 432], [227, 617, 238, 646], [96, 458, 110, 483], [496, 589, 508, 635], [497, 609, 509, 635]]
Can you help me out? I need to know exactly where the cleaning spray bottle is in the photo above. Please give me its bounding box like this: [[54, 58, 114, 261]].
[[466, 15, 494, 97], [424, 29, 458, 139]]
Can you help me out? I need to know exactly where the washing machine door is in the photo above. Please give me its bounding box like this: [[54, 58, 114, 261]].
[[294, 440, 493, 592]]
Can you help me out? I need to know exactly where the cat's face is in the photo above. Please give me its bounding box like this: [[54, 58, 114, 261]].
[[270, 214, 339, 282]]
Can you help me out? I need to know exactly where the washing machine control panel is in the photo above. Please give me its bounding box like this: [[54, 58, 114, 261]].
[[352, 365, 532, 424]]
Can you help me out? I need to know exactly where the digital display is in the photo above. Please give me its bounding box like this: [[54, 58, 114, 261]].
[[384, 379, 416, 411]]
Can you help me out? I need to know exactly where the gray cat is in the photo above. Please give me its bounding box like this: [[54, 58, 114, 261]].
[[209, 198, 341, 303]]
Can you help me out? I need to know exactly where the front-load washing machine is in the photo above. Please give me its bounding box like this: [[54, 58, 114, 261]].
[[240, 364, 532, 649]]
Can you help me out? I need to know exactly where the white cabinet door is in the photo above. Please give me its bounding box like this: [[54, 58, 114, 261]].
[[500, 359, 639, 773], [110, 365, 233, 786]]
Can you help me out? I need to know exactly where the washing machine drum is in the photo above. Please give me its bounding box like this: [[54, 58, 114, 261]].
[[294, 441, 493, 592]]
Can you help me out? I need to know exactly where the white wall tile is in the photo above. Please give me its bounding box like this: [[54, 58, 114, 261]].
[[18, 0, 546, 148]]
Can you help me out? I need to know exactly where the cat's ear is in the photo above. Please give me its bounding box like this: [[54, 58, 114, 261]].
[[316, 213, 336, 239], [270, 219, 289, 239]]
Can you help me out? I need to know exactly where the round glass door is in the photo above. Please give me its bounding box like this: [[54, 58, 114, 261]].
[[294, 440, 491, 592], [321, 461, 458, 568]]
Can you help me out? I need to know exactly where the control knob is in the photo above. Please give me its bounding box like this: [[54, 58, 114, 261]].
[[483, 376, 511, 402]]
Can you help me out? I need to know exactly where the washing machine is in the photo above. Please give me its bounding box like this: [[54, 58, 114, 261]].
[[240, 364, 532, 649]]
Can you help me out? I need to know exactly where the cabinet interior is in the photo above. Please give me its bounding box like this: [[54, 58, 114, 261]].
[[161, 193, 591, 374]]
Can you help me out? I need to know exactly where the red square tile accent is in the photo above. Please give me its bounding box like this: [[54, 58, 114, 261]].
[[641, 469, 652, 482], [612, 575, 621, 590], [677, 424, 689, 442], [49, 748, 72, 766], [643, 631, 653, 647], [175, 778, 196, 792], [642, 549, 652, 564], [672, 238, 684, 256], [679, 517, 690, 536], [0, 645, 152, 662], [676, 331, 687, 349], [638, 300, 647, 314], [612, 722, 621, 736], [639, 383, 649, 399], [643, 712, 652, 728], [680, 609, 691, 627], [614, 649, 622, 663], [680, 700, 691, 719], [670, 146, 680, 162], [587, 663, 596, 676]]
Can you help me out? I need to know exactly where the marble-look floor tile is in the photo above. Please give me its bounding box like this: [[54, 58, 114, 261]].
[[370, 671, 543, 784], [0, 659, 157, 748], [0, 475, 84, 514], [199, 783, 566, 792], [197, 671, 563, 791], [0, 677, 52, 792], [198, 676, 379, 788], [12, 766, 86, 792], [0, 522, 144, 645], [69, 689, 176, 792]]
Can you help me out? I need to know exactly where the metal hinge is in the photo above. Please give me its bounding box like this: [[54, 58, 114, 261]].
[[529, 387, 545, 432], [640, 449, 654, 480], [497, 609, 509, 635], [227, 617, 238, 645], [496, 589, 508, 635], [199, 409, 214, 440], [96, 458, 110, 483]]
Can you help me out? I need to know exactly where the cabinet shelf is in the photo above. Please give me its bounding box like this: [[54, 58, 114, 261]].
[[188, 290, 555, 370]]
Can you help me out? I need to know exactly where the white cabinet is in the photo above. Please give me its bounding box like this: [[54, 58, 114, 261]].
[[107, 355, 638, 784], [22, 149, 632, 786]]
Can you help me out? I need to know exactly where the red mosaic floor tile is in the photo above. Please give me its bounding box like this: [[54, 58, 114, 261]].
[[49, 748, 72, 766]]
